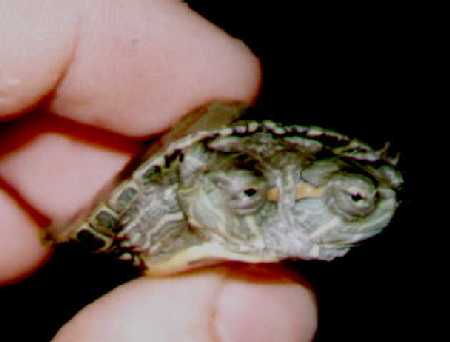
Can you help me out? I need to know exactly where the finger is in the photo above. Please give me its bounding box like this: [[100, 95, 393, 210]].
[[52, 266, 317, 342], [0, 116, 136, 283], [0, 0, 261, 136], [0, 0, 79, 119], [0, 114, 139, 223], [0, 188, 50, 284], [0, 0, 259, 282]]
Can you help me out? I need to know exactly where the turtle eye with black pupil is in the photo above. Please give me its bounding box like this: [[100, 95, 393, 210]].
[[244, 188, 257, 197], [350, 192, 365, 202]]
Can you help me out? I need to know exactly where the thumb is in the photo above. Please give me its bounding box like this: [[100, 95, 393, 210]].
[[52, 266, 317, 342]]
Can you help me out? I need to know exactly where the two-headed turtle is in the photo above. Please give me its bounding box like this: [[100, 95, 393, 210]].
[[51, 102, 403, 275]]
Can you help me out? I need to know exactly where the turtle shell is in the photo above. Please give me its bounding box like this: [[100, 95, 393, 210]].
[[51, 102, 403, 275]]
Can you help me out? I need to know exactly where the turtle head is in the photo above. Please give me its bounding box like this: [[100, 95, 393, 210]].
[[174, 123, 403, 265], [143, 122, 403, 274], [261, 158, 403, 260], [176, 158, 402, 263]]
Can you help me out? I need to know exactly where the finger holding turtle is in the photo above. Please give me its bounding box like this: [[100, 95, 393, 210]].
[[0, 1, 317, 342]]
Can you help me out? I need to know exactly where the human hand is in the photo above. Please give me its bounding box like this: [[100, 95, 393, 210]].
[[0, 1, 317, 340]]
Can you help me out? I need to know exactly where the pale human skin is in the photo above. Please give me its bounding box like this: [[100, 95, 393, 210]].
[[0, 1, 317, 341]]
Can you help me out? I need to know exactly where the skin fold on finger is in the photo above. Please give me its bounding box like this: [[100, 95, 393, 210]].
[[52, 265, 317, 342], [0, 188, 50, 284]]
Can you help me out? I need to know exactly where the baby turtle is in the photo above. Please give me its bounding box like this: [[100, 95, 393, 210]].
[[51, 102, 403, 275]]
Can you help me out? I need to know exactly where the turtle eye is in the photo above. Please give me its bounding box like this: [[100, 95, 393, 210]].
[[208, 170, 266, 215], [349, 191, 365, 202], [230, 186, 264, 214], [325, 174, 377, 219], [243, 188, 258, 197]]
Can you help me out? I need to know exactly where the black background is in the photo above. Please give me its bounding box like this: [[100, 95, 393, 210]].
[[1, 2, 434, 341]]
